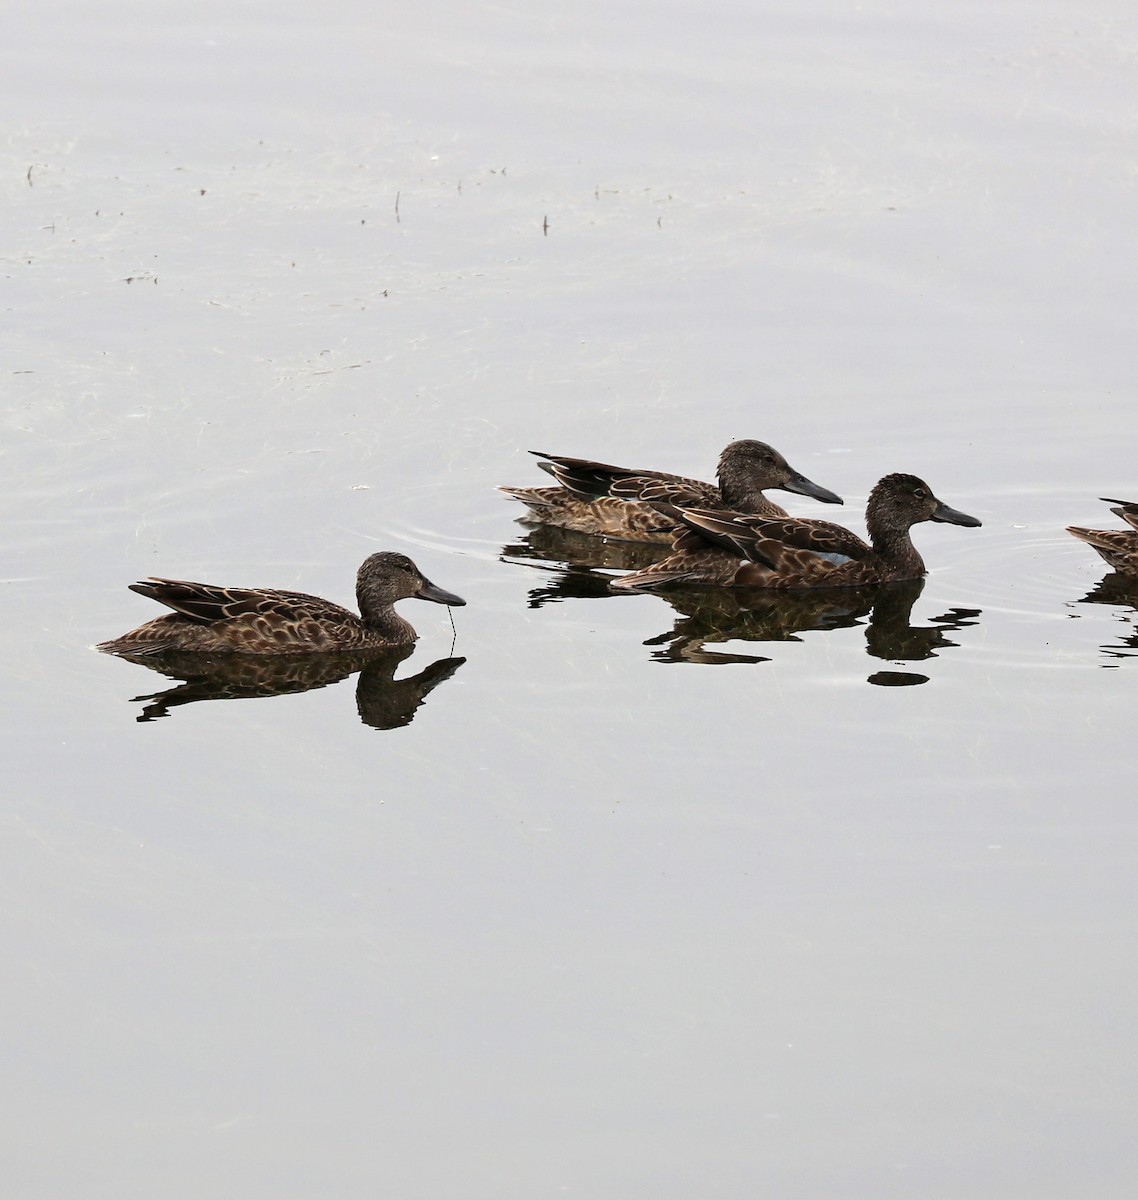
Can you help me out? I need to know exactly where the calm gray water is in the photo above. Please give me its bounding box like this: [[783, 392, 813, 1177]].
[[4, 2, 1138, 1196]]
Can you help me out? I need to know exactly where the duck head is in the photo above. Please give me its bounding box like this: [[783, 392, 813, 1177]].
[[867, 473, 982, 539], [357, 552, 466, 615], [717, 439, 843, 507]]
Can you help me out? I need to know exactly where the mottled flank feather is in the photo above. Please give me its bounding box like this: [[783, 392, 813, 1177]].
[[611, 473, 981, 591], [1068, 498, 1138, 576], [498, 440, 843, 543], [99, 552, 465, 656]]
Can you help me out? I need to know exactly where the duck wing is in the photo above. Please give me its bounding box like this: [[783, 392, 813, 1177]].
[[675, 510, 870, 568], [608, 475, 721, 509], [128, 578, 349, 625], [732, 516, 871, 562], [530, 451, 675, 501], [1067, 526, 1138, 572], [1102, 498, 1138, 533]]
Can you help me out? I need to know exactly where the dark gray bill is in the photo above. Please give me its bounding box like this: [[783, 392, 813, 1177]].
[[417, 579, 467, 606], [931, 500, 982, 528], [782, 470, 844, 506]]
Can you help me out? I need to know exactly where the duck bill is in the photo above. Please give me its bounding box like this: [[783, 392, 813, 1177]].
[[782, 470, 843, 506], [416, 578, 467, 606], [931, 499, 982, 528]]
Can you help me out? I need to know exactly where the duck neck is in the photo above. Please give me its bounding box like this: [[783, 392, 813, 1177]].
[[359, 600, 417, 644], [868, 518, 925, 574], [720, 477, 782, 516]]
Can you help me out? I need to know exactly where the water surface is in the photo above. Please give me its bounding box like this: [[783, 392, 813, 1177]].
[[3, 2, 1138, 1196]]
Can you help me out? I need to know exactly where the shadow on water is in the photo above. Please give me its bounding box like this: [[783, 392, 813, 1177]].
[[1073, 572, 1138, 664], [103, 647, 466, 729], [644, 585, 877, 665], [862, 581, 982, 685], [502, 527, 981, 682], [648, 579, 981, 683], [501, 524, 669, 607]]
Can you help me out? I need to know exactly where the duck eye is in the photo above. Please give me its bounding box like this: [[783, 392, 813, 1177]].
[[913, 488, 926, 499]]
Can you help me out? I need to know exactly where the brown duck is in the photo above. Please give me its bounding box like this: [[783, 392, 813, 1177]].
[[610, 473, 981, 591], [1067, 499, 1138, 576], [99, 552, 466, 655], [498, 439, 843, 542]]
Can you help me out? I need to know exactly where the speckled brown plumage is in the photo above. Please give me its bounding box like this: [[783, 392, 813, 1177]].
[[99, 552, 465, 656], [498, 440, 843, 543], [610, 473, 981, 591], [1068, 498, 1138, 576]]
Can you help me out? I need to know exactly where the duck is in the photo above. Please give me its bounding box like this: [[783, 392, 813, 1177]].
[[1067, 499, 1138, 576], [98, 552, 466, 655], [609, 473, 981, 591], [498, 439, 843, 543]]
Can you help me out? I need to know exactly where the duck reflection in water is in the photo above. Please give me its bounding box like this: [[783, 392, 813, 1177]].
[[1073, 572, 1138, 663], [646, 578, 980, 680], [861, 579, 982, 685], [502, 527, 981, 680], [501, 524, 670, 607], [643, 584, 878, 664], [106, 646, 465, 728], [1068, 499, 1138, 663]]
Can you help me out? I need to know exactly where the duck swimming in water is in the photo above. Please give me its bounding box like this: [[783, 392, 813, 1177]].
[[609, 473, 981, 591], [1067, 499, 1138, 577], [499, 439, 843, 543], [99, 552, 466, 655]]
